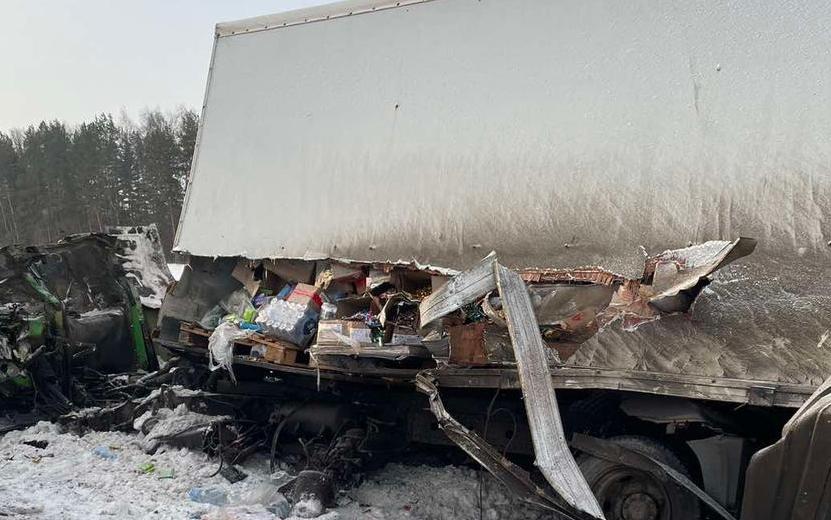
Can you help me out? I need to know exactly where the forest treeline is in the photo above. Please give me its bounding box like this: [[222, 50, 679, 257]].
[[0, 109, 198, 252]]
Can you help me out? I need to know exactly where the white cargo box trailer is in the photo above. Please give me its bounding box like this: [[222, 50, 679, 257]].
[[173, 0, 831, 398], [162, 2, 831, 518]]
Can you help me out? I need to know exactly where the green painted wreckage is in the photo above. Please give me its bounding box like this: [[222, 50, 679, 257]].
[[0, 233, 160, 426]]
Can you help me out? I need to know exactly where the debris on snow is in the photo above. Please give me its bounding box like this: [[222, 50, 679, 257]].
[[0, 423, 552, 520]]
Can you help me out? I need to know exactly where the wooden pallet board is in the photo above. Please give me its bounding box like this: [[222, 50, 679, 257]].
[[179, 323, 210, 348], [178, 322, 305, 366]]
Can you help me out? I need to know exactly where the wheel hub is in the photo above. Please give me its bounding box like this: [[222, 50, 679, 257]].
[[621, 492, 659, 520]]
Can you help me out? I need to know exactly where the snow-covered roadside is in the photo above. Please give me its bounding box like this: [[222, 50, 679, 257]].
[[0, 422, 274, 519], [0, 423, 550, 520]]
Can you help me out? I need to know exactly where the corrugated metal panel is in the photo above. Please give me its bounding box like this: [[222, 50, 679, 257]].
[[175, 0, 831, 385]]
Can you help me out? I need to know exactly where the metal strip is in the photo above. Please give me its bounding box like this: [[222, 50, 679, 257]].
[[215, 0, 437, 37], [414, 373, 566, 514], [495, 264, 604, 519], [419, 252, 497, 327]]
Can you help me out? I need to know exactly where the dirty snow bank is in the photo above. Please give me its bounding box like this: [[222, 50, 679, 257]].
[[0, 423, 550, 520]]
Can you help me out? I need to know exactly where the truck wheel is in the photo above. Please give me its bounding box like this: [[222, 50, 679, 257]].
[[577, 435, 701, 520]]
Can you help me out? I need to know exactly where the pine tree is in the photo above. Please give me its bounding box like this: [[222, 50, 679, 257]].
[[0, 133, 21, 242], [0, 109, 198, 251]]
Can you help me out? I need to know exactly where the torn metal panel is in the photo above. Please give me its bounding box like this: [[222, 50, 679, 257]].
[[531, 285, 616, 325], [495, 264, 603, 518], [646, 238, 757, 310], [741, 374, 831, 520], [531, 284, 614, 344], [414, 373, 578, 517], [423, 240, 753, 348], [108, 225, 175, 309], [309, 343, 430, 361], [571, 434, 736, 520], [419, 252, 497, 328], [528, 238, 756, 340], [417, 255, 603, 518]]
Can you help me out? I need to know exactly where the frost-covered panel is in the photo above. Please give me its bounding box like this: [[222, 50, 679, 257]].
[[109, 225, 174, 309], [177, 0, 831, 274], [175, 0, 831, 384]]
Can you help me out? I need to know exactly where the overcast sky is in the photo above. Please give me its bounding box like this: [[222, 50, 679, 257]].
[[1, 0, 325, 131]]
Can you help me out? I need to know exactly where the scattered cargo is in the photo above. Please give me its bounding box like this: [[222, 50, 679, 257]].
[[3, 1, 831, 519], [152, 0, 831, 518]]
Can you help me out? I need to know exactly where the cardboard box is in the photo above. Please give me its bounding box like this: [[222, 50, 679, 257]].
[[231, 259, 261, 296], [317, 320, 373, 347], [250, 340, 298, 365], [448, 323, 489, 365], [391, 332, 423, 346], [263, 259, 315, 285], [287, 283, 323, 311], [333, 295, 378, 318]]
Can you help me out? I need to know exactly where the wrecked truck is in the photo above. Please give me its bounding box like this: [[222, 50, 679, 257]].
[[0, 233, 159, 427], [157, 1, 831, 519]]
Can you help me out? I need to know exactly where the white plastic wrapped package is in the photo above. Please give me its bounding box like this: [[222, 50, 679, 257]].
[[208, 321, 251, 383], [219, 288, 256, 319], [255, 299, 319, 347]]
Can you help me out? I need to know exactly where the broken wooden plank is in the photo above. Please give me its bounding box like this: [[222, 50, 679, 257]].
[[495, 263, 604, 519]]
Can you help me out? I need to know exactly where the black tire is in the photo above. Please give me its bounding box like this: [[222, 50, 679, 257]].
[[577, 435, 701, 520]]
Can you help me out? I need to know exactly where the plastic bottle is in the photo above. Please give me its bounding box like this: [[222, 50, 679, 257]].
[[92, 446, 117, 460], [186, 486, 229, 506]]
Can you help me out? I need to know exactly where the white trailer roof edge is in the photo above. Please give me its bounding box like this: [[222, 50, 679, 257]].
[[172, 33, 219, 252], [214, 0, 435, 37]]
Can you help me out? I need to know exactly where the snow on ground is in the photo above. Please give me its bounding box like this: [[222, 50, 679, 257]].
[[0, 423, 551, 520]]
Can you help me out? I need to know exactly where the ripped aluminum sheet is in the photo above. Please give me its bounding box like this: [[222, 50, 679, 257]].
[[108, 224, 175, 309], [422, 239, 754, 345], [419, 254, 603, 519]]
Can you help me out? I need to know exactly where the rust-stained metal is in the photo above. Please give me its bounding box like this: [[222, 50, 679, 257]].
[[520, 267, 623, 286]]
